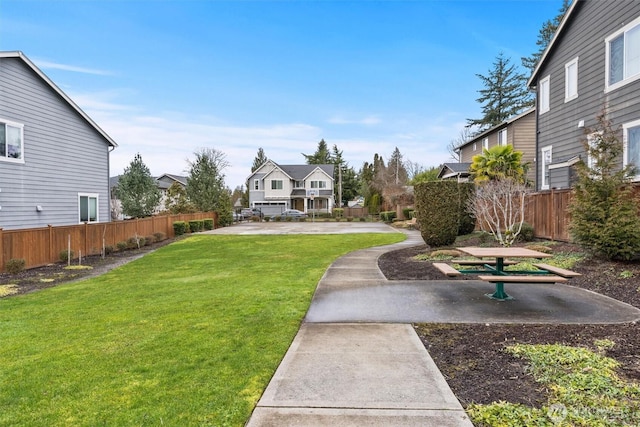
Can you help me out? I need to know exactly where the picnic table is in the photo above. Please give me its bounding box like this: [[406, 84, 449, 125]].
[[456, 246, 572, 300]]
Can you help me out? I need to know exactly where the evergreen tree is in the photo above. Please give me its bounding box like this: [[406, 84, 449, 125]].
[[569, 110, 640, 260], [186, 148, 233, 226], [116, 153, 161, 218], [522, 0, 571, 73], [467, 53, 533, 131], [302, 139, 332, 164], [251, 147, 268, 172], [165, 181, 195, 214]]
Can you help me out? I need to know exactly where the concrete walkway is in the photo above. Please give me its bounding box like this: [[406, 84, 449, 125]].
[[217, 222, 640, 426]]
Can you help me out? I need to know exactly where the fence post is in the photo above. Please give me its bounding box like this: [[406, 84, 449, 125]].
[[0, 227, 3, 271], [48, 224, 53, 263]]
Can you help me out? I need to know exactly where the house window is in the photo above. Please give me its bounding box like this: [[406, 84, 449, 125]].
[[294, 180, 304, 188], [623, 119, 640, 181], [541, 145, 552, 190], [606, 16, 640, 90], [473, 142, 477, 151], [565, 57, 579, 102], [310, 180, 327, 189], [253, 179, 259, 190], [482, 138, 488, 150], [498, 129, 507, 146], [79, 194, 98, 223], [539, 75, 550, 114], [0, 119, 24, 162], [271, 180, 283, 190]]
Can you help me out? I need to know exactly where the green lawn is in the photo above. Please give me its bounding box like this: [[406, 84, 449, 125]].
[[0, 233, 404, 426]]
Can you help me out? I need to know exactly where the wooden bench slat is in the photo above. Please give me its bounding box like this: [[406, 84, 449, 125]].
[[478, 275, 568, 283], [455, 259, 518, 266], [432, 262, 462, 277], [532, 263, 582, 278]]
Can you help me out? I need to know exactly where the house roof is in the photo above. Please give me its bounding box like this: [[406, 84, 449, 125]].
[[527, 0, 581, 88], [0, 50, 118, 148], [250, 161, 334, 181], [457, 107, 535, 150], [437, 162, 472, 179]]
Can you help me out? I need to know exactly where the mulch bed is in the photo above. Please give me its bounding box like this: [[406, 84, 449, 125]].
[[377, 239, 640, 408]]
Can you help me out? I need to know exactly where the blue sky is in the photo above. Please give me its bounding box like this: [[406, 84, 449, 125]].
[[1, 0, 562, 189]]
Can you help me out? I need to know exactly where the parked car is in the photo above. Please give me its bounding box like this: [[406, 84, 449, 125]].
[[241, 208, 263, 219], [271, 209, 308, 221]]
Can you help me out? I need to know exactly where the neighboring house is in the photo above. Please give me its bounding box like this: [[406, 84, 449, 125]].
[[109, 173, 188, 219], [437, 162, 472, 182], [455, 108, 536, 184], [0, 51, 117, 230], [528, 0, 640, 190], [247, 160, 335, 216]]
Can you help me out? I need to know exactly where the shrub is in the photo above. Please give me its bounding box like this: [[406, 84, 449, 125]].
[[188, 220, 204, 233], [517, 222, 535, 242], [127, 236, 145, 249], [154, 231, 167, 242], [203, 218, 214, 230], [457, 183, 477, 235], [347, 216, 354, 222], [104, 245, 115, 255], [402, 208, 414, 219], [173, 221, 188, 235], [359, 217, 366, 222], [144, 235, 155, 246], [274, 216, 282, 222], [59, 250, 74, 263], [5, 258, 26, 275], [414, 181, 461, 247], [116, 241, 128, 251], [333, 208, 344, 218], [285, 216, 293, 222], [380, 211, 397, 223], [264, 216, 271, 222]]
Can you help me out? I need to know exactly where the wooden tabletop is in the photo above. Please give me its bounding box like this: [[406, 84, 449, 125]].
[[458, 246, 553, 259]]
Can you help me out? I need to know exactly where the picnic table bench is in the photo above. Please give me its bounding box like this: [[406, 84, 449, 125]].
[[432, 247, 580, 301]]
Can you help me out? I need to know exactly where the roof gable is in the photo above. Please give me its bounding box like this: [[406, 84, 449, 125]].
[[0, 51, 118, 148]]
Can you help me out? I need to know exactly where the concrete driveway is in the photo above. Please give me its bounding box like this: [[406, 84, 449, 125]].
[[204, 220, 401, 235]]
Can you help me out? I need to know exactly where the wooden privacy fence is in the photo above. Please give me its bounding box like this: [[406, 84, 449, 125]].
[[0, 212, 217, 272], [524, 184, 640, 242]]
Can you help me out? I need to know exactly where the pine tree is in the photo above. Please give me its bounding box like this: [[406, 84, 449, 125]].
[[569, 110, 640, 260], [251, 147, 268, 172], [467, 53, 532, 131], [116, 153, 161, 218], [302, 139, 332, 164], [522, 0, 571, 73]]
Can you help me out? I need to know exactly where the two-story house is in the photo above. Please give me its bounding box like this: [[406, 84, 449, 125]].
[[528, 0, 640, 190], [0, 51, 117, 230], [441, 107, 536, 183], [247, 160, 335, 216]]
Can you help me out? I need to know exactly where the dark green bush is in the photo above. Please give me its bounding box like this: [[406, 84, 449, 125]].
[[517, 222, 535, 242], [188, 220, 204, 232], [59, 250, 74, 262], [127, 236, 145, 249], [203, 218, 214, 230], [359, 217, 366, 222], [380, 211, 397, 223], [104, 245, 115, 255], [116, 241, 128, 251], [347, 217, 354, 222], [144, 235, 155, 246], [414, 181, 462, 247], [173, 221, 188, 235], [5, 258, 26, 275], [402, 208, 414, 219], [457, 183, 477, 235], [333, 208, 344, 218]]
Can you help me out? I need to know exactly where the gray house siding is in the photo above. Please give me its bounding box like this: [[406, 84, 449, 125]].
[[532, 0, 640, 190], [0, 53, 114, 230]]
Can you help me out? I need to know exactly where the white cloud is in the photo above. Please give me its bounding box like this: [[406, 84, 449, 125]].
[[327, 115, 381, 126], [33, 58, 114, 76]]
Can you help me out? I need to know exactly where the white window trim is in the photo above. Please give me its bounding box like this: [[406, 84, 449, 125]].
[[0, 118, 25, 164], [605, 15, 640, 93], [482, 138, 489, 150], [564, 57, 579, 102], [78, 193, 99, 223], [271, 180, 283, 190], [623, 119, 640, 181], [539, 75, 550, 114], [540, 145, 552, 190], [498, 129, 507, 146]]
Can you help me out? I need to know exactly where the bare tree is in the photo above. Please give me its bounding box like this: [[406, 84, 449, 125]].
[[467, 178, 529, 247], [447, 127, 476, 162]]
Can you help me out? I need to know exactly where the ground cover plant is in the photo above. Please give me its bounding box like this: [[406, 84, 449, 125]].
[[0, 232, 404, 426], [378, 232, 640, 426]]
